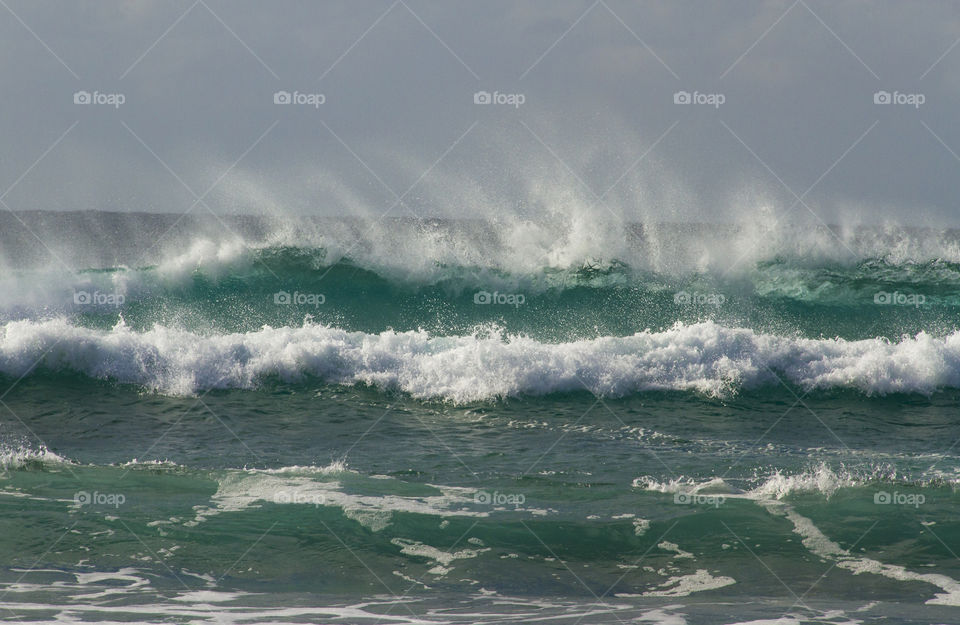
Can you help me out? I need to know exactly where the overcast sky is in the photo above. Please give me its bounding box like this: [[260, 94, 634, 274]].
[[2, 0, 960, 225]]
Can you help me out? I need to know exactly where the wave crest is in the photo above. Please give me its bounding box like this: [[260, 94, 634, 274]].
[[3, 318, 960, 401]]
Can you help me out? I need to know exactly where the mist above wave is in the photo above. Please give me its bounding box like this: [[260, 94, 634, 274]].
[[5, 211, 960, 281]]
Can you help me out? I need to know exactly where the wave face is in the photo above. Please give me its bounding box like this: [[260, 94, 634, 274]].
[[4, 318, 960, 400]]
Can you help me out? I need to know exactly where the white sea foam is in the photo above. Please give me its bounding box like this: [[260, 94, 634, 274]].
[[0, 444, 71, 469], [4, 318, 960, 401], [763, 500, 960, 606], [633, 462, 958, 503], [390, 538, 489, 577], [185, 470, 538, 530], [657, 541, 694, 559], [640, 569, 736, 597], [633, 465, 887, 501], [253, 460, 351, 475]]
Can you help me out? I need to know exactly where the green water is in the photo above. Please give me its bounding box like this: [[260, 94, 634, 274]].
[[2, 241, 960, 623]]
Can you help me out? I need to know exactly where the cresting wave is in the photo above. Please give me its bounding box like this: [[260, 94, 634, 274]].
[[6, 212, 960, 275], [632, 463, 945, 499], [0, 444, 70, 470], [8, 244, 960, 307], [3, 318, 960, 400]]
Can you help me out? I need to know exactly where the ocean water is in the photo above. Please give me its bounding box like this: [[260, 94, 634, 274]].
[[1, 212, 960, 624]]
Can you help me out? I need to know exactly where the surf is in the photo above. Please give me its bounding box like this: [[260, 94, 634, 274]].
[[4, 317, 960, 400]]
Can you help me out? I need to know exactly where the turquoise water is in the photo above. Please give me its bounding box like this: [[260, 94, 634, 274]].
[[2, 216, 960, 623]]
